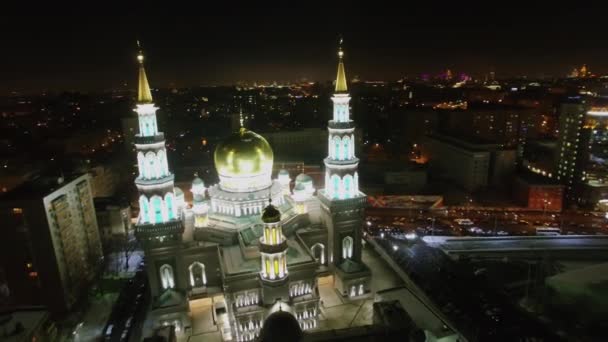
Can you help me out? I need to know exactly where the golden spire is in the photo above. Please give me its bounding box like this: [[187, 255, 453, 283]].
[[335, 37, 348, 93], [136, 41, 153, 104]]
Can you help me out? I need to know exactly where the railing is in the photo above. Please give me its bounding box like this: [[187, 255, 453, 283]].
[[317, 191, 367, 211]]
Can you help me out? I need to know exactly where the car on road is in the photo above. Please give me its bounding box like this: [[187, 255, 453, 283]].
[[104, 324, 114, 341]]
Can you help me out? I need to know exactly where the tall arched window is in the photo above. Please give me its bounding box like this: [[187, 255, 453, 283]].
[[188, 262, 206, 287], [343, 174, 353, 199], [160, 264, 175, 289], [144, 151, 156, 179], [165, 193, 175, 220], [333, 136, 341, 160], [331, 175, 340, 199], [151, 196, 162, 224], [342, 236, 353, 260], [157, 150, 167, 178], [311, 243, 325, 265], [342, 136, 351, 160], [139, 195, 149, 224], [137, 152, 145, 178]]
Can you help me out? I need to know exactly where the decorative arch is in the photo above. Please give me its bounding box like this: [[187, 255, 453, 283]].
[[311, 243, 325, 265], [342, 236, 353, 260], [139, 195, 149, 224], [188, 262, 207, 287], [160, 264, 175, 289]]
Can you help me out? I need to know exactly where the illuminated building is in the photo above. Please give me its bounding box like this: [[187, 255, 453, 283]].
[[0, 174, 102, 315], [136, 43, 376, 341]]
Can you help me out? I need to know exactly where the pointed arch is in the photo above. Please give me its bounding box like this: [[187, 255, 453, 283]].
[[157, 150, 167, 177], [332, 136, 341, 160], [137, 152, 145, 178], [188, 262, 206, 287], [342, 135, 351, 160], [342, 236, 353, 260], [160, 264, 175, 289], [330, 174, 340, 199], [343, 174, 354, 199], [311, 243, 325, 265], [151, 195, 163, 224], [139, 195, 149, 224], [165, 193, 175, 220], [144, 151, 156, 179]]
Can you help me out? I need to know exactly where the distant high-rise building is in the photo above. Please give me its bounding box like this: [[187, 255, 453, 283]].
[[555, 99, 586, 201], [0, 174, 102, 315]]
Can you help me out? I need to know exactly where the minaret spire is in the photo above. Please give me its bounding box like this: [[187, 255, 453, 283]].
[[136, 41, 153, 104], [335, 37, 348, 93]]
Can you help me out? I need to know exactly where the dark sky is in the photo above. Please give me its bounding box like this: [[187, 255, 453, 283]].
[[1, 3, 608, 94]]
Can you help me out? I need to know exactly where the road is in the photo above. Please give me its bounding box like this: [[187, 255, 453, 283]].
[[366, 207, 608, 238]]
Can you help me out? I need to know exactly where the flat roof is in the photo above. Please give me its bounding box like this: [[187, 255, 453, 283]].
[[0, 173, 86, 202], [434, 236, 608, 252]]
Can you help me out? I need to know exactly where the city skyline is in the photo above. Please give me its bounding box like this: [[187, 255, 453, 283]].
[[2, 3, 608, 94]]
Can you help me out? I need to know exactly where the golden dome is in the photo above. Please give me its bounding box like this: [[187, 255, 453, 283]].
[[214, 128, 274, 179]]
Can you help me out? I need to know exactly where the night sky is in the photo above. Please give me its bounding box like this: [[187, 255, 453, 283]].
[[2, 3, 608, 94]]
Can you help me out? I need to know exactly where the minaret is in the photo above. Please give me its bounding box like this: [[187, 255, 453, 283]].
[[324, 41, 360, 202], [319, 39, 370, 298], [259, 200, 289, 303], [133, 44, 183, 244]]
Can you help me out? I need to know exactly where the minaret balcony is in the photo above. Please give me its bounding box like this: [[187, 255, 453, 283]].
[[328, 120, 354, 130], [324, 157, 359, 167], [259, 239, 288, 254], [135, 133, 165, 144], [318, 190, 367, 210], [135, 219, 184, 238], [135, 174, 175, 186]]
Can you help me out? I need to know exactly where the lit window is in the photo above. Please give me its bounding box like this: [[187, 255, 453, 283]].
[[12, 208, 23, 214]]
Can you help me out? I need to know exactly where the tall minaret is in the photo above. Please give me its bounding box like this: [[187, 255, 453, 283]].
[[324, 39, 359, 199], [319, 39, 370, 298], [133, 44, 183, 243]]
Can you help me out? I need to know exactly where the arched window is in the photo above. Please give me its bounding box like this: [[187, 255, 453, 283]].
[[144, 151, 156, 179], [342, 236, 353, 260], [274, 258, 279, 278], [151, 196, 163, 224], [160, 264, 175, 289], [343, 174, 353, 199], [157, 150, 167, 178], [342, 136, 351, 160], [139, 195, 149, 224], [311, 243, 325, 265], [165, 193, 175, 220], [333, 136, 341, 160], [137, 152, 145, 178], [188, 262, 206, 287], [331, 175, 340, 199]]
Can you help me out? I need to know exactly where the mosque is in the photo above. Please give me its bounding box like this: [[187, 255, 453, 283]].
[[133, 43, 370, 341]]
